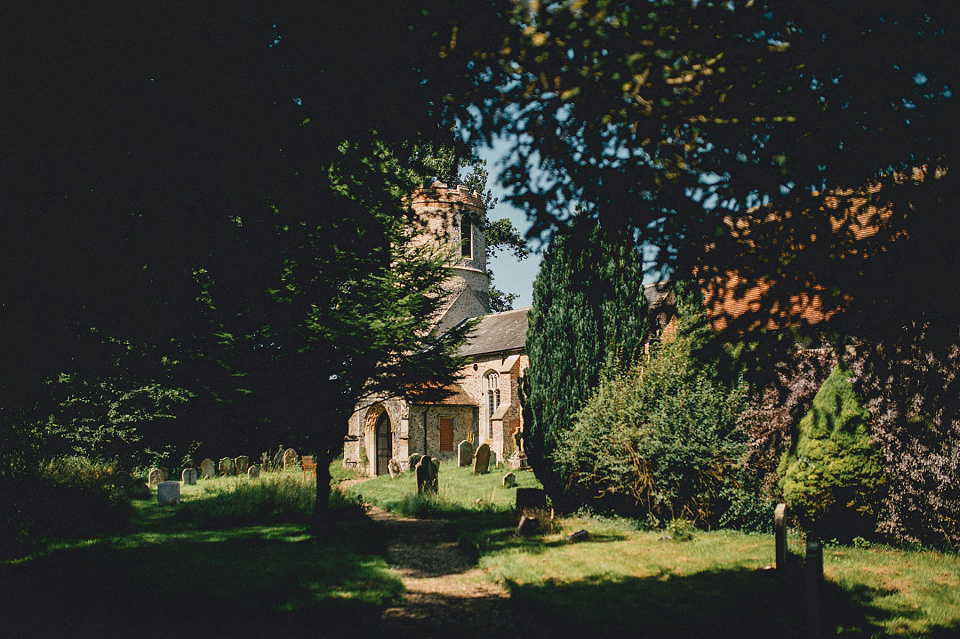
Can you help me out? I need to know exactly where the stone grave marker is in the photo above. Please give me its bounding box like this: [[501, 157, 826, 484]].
[[388, 458, 402, 479], [282, 448, 298, 469], [147, 468, 164, 488], [158, 466, 170, 481], [408, 453, 424, 473], [200, 458, 215, 479], [806, 539, 824, 638], [489, 450, 498, 468], [516, 487, 547, 514], [234, 455, 249, 475], [219, 457, 235, 476], [157, 481, 181, 506], [457, 440, 474, 467], [473, 443, 491, 475], [113, 471, 131, 488], [775, 503, 787, 572], [502, 472, 517, 488], [181, 468, 197, 485], [416, 457, 438, 494], [247, 465, 260, 479], [128, 479, 151, 500]]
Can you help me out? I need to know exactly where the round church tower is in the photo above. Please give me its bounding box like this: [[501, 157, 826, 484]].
[[410, 182, 490, 333]]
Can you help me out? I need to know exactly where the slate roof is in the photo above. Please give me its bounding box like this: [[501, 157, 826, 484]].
[[457, 307, 529, 358]]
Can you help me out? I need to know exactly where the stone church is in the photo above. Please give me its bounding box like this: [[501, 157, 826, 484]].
[[342, 182, 529, 476]]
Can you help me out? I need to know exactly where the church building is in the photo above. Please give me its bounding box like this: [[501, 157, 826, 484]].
[[342, 182, 529, 476]]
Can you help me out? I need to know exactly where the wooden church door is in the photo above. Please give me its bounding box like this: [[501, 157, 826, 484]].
[[375, 412, 392, 476]]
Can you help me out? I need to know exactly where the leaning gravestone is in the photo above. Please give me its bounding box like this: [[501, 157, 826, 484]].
[[408, 453, 424, 473], [388, 458, 402, 479], [219, 457, 235, 476], [473, 443, 491, 475], [502, 472, 517, 488], [234, 455, 249, 475], [282, 448, 298, 469], [200, 458, 215, 479], [247, 465, 260, 479], [181, 468, 197, 486], [457, 440, 474, 467], [147, 468, 164, 488], [157, 481, 181, 506], [516, 487, 548, 514]]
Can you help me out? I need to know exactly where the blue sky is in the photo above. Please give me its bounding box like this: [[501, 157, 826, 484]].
[[477, 137, 543, 310]]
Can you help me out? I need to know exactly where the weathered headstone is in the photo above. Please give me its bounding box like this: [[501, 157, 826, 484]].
[[218, 457, 235, 476], [502, 472, 517, 488], [181, 468, 197, 485], [200, 458, 215, 479], [408, 453, 424, 472], [775, 503, 787, 572], [473, 443, 491, 475], [388, 458, 402, 479], [260, 452, 269, 471], [247, 465, 260, 479], [283, 448, 298, 469], [157, 481, 181, 506], [457, 440, 474, 467], [147, 468, 164, 488], [516, 487, 547, 514], [489, 450, 498, 468], [416, 457, 439, 494], [516, 514, 543, 536], [113, 471, 131, 488], [158, 466, 170, 481], [182, 458, 195, 469], [234, 455, 249, 475], [128, 479, 151, 500]]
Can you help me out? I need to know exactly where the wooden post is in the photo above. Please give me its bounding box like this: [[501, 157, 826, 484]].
[[775, 503, 787, 572], [805, 539, 823, 639]]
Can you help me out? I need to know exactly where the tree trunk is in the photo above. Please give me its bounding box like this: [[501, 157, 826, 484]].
[[311, 447, 335, 534]]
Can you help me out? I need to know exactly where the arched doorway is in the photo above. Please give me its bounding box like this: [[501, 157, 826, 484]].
[[375, 411, 392, 476]]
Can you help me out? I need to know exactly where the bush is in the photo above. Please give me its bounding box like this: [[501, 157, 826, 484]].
[[555, 297, 752, 528], [1, 456, 131, 557], [778, 364, 885, 541]]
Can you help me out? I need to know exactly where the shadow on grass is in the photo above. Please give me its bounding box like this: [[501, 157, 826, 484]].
[[505, 567, 960, 639], [0, 518, 399, 639]]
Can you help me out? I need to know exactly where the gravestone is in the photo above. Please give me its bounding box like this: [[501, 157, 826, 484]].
[[806, 539, 823, 639], [502, 472, 517, 488], [128, 479, 151, 500], [113, 471, 131, 488], [260, 452, 269, 471], [157, 481, 181, 506], [182, 458, 195, 469], [158, 467, 170, 481], [181, 468, 197, 485], [219, 457, 235, 476], [516, 515, 543, 536], [457, 440, 474, 467], [489, 450, 498, 468], [516, 487, 547, 514], [775, 503, 787, 572], [473, 443, 491, 475], [234, 455, 249, 475], [200, 458, 215, 479], [247, 465, 260, 479], [408, 453, 424, 472], [416, 457, 438, 494], [282, 448, 298, 469], [388, 458, 402, 479], [147, 468, 164, 488]]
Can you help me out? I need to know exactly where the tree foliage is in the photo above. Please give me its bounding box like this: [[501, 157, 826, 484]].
[[778, 363, 885, 541], [525, 217, 649, 507]]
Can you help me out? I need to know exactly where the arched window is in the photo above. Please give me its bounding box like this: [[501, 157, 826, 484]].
[[460, 215, 472, 258], [484, 372, 500, 440]]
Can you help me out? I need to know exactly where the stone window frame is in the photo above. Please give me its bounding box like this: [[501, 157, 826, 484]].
[[459, 214, 473, 259], [484, 371, 501, 440]]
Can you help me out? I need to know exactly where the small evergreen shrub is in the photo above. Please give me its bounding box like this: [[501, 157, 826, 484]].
[[778, 364, 885, 541]]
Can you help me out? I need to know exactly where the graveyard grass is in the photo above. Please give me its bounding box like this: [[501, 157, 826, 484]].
[[0, 469, 398, 638], [348, 464, 960, 639]]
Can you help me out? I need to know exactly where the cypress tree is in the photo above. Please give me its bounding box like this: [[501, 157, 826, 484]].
[[525, 216, 649, 509]]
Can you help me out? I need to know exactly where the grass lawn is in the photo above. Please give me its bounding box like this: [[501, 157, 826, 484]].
[[0, 471, 399, 639], [352, 462, 960, 639]]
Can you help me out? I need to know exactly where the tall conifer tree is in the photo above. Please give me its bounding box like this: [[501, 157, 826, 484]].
[[525, 217, 649, 507]]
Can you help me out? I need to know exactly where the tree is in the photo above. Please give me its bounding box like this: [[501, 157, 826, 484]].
[[525, 216, 649, 508], [2, 5, 478, 525]]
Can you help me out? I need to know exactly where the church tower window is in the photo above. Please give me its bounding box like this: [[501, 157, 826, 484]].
[[460, 215, 473, 259]]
